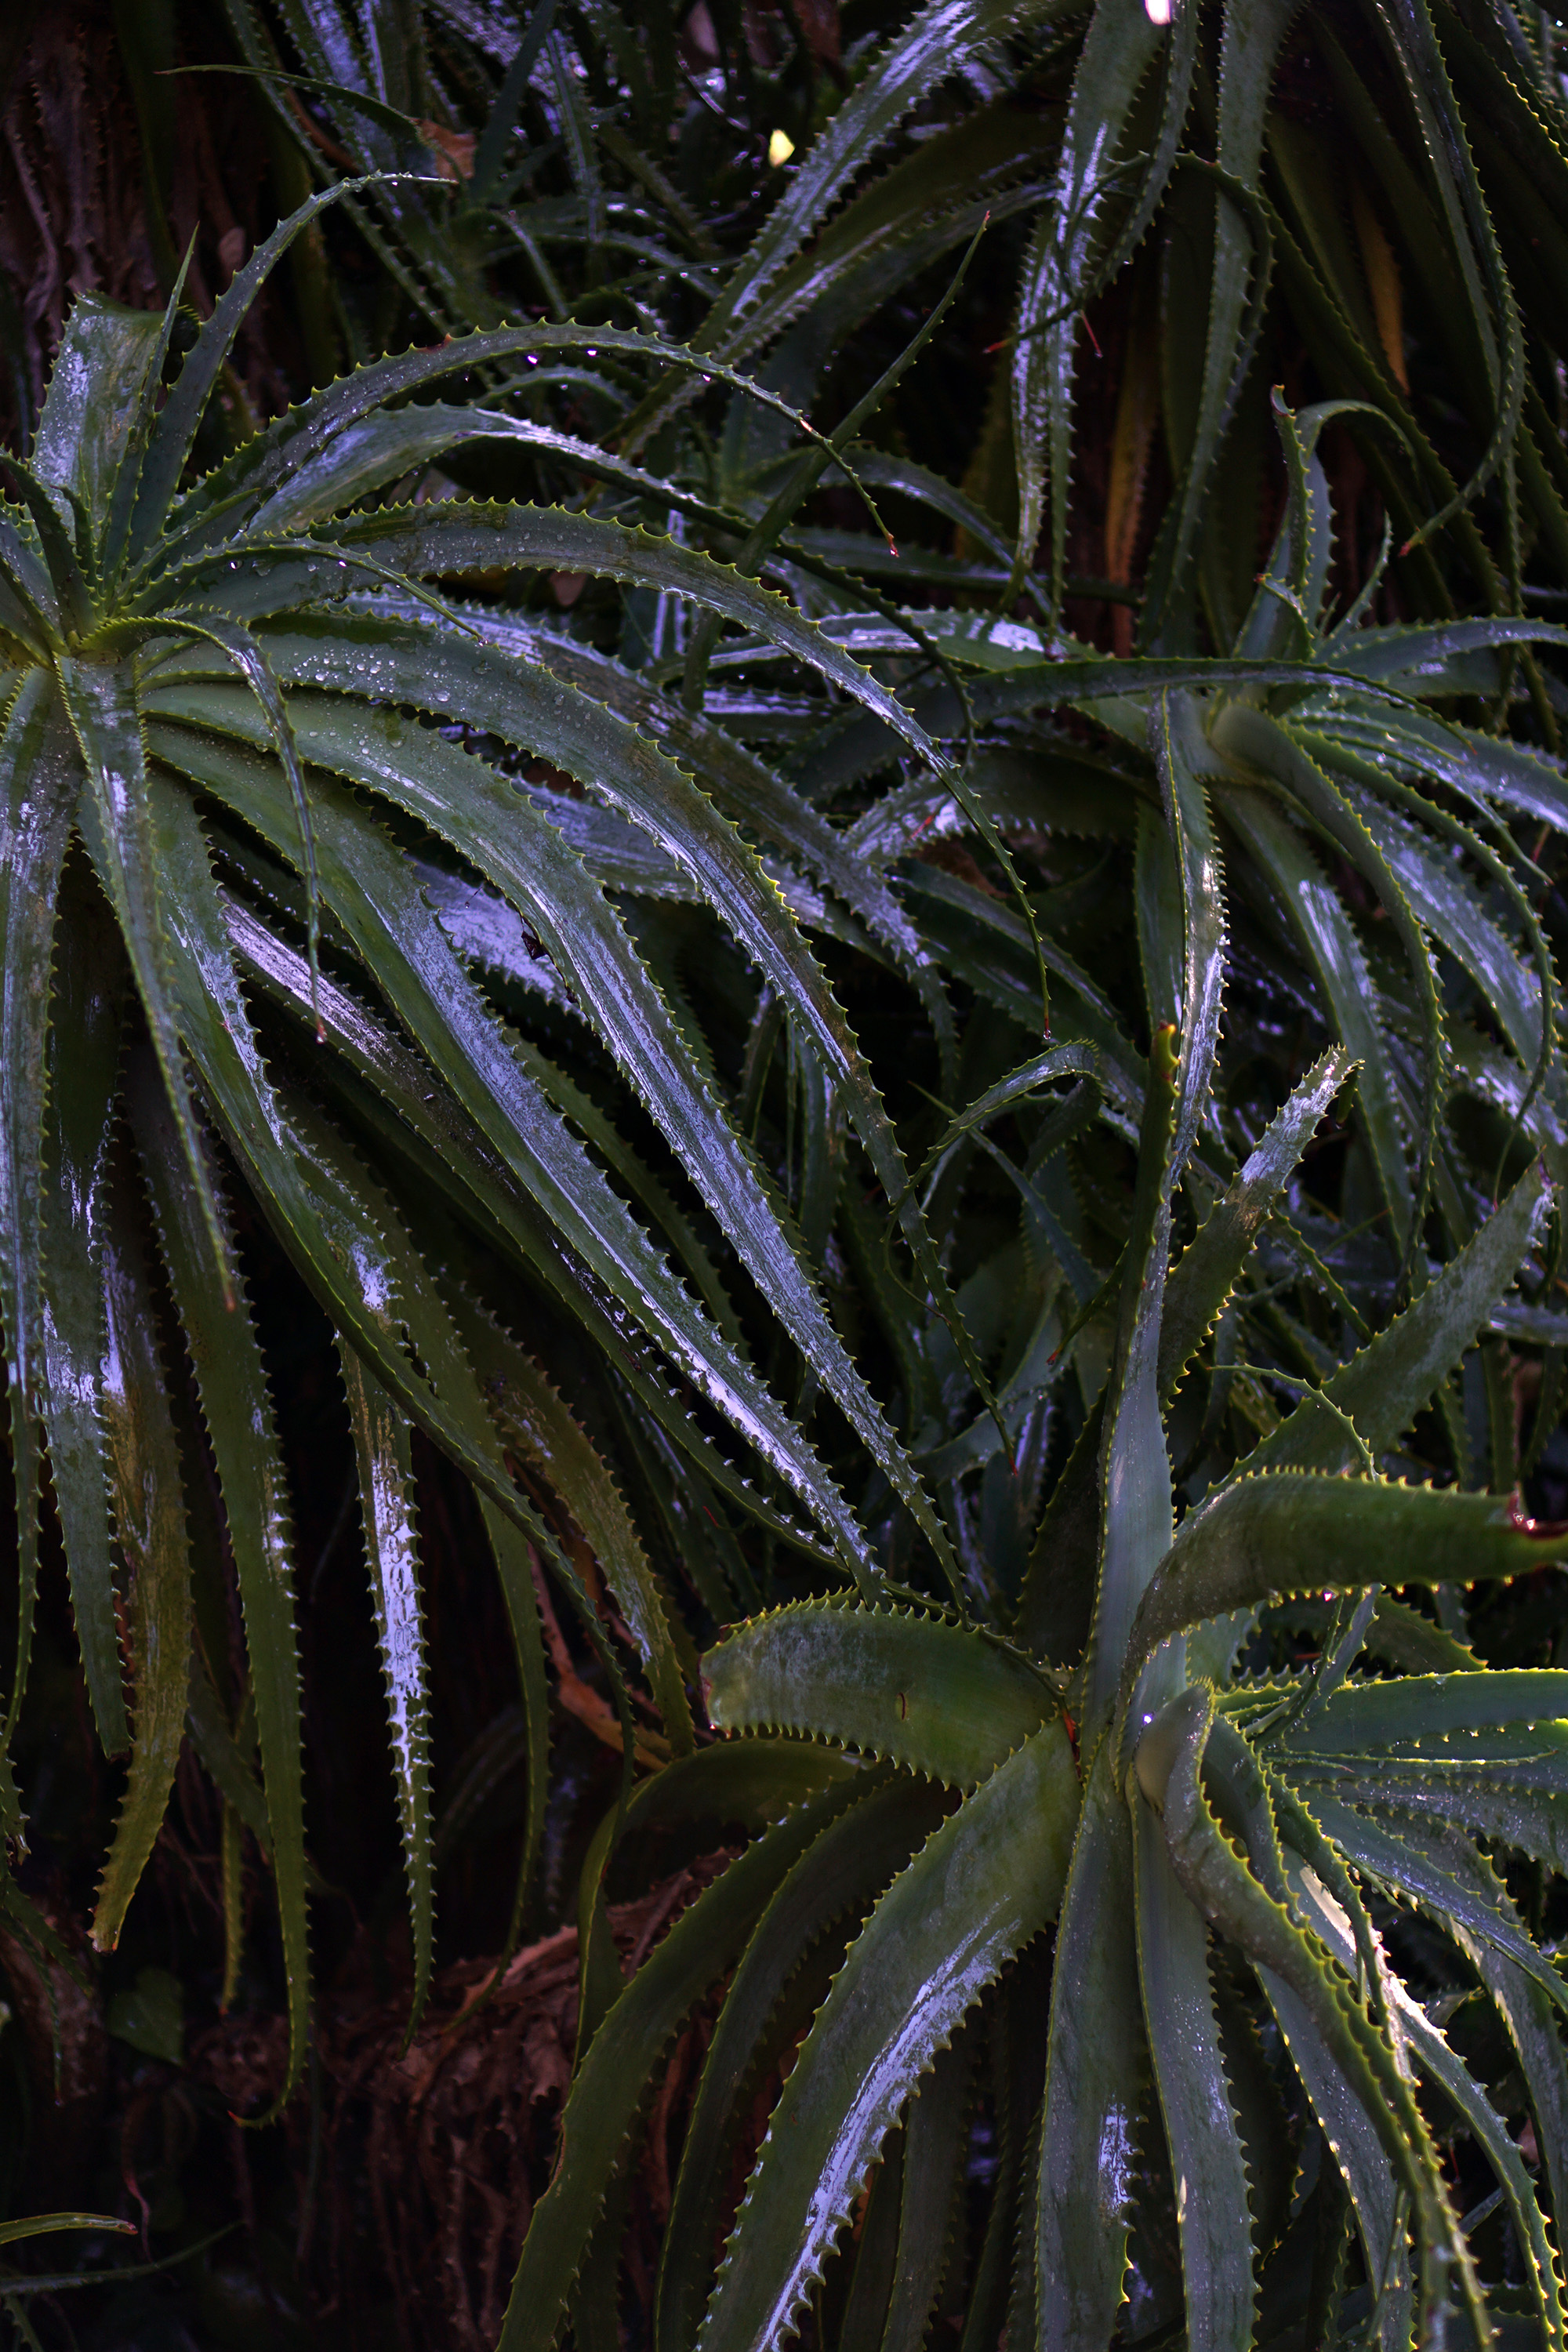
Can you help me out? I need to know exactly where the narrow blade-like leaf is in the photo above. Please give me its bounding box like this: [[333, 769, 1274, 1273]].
[[695, 1720, 1076, 2352]]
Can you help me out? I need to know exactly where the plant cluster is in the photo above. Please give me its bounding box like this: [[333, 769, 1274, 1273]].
[[6, 0, 1568, 2347]]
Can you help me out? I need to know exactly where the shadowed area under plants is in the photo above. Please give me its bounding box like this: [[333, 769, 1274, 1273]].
[[8, 0, 1568, 2346]]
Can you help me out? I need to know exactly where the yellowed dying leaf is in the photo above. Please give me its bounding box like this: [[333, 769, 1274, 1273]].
[[1351, 176, 1408, 390]]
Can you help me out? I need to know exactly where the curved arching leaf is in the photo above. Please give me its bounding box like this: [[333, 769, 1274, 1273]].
[[38, 865, 128, 1755], [1216, 702, 1445, 1261], [656, 1769, 950, 2352], [1015, 1044, 1352, 1661], [702, 1600, 1054, 1784], [64, 655, 229, 1290], [451, 1294, 693, 1753], [126, 1046, 311, 2102], [685, 0, 1074, 368], [143, 644, 972, 1544], [1009, 0, 1169, 608], [338, 1352, 435, 2038], [1080, 1018, 1178, 1736], [696, 1719, 1077, 2352], [89, 1162, 193, 1952], [1250, 1158, 1552, 1475], [1137, 1682, 1487, 2346], [499, 1772, 864, 2352], [1133, 1795, 1256, 2352], [1217, 782, 1414, 1253], [145, 720, 891, 1588], [0, 674, 84, 1739], [1035, 1738, 1145, 2352], [1288, 1835, 1566, 2352], [1123, 1475, 1568, 1707]]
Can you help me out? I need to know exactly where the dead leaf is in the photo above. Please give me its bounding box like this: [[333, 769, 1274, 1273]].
[[418, 121, 475, 182]]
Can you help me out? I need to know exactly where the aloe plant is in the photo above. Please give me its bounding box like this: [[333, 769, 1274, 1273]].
[[9, 0, 1568, 2333], [509, 965, 1568, 2344], [473, 293, 1568, 2352], [0, 185, 1028, 2090]]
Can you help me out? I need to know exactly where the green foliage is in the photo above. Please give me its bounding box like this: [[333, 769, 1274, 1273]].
[[9, 0, 1568, 2340]]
